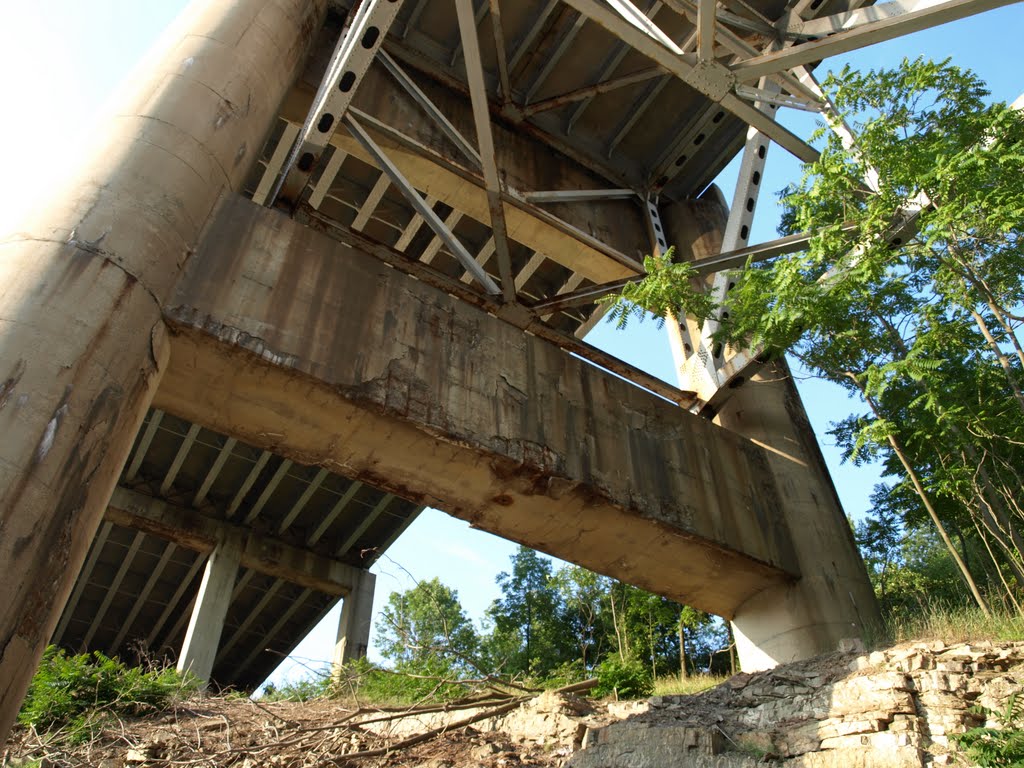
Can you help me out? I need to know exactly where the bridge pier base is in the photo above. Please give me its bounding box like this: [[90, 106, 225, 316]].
[[666, 196, 881, 671]]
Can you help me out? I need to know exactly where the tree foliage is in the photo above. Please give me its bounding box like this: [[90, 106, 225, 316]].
[[374, 547, 730, 692], [376, 577, 480, 679], [607, 58, 1024, 615]]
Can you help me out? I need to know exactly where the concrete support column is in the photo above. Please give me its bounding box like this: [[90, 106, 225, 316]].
[[333, 570, 376, 669], [0, 0, 326, 743], [665, 195, 881, 670], [177, 534, 243, 684]]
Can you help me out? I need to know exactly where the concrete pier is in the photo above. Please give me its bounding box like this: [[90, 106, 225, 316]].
[[0, 0, 325, 738]]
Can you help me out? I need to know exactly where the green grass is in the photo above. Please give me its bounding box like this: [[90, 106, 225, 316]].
[[882, 605, 1024, 647], [652, 673, 728, 697]]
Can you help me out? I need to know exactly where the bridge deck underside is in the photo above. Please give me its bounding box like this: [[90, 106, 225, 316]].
[[53, 411, 420, 690]]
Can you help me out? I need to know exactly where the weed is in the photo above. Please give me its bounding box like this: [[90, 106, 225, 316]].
[[18, 646, 197, 744], [953, 692, 1024, 767]]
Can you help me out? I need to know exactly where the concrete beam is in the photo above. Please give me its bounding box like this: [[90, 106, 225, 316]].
[[177, 535, 243, 685], [158, 193, 799, 618], [105, 487, 361, 597], [334, 570, 376, 668]]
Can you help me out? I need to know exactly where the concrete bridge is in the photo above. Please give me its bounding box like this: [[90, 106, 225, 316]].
[[1, 0, 1007, 742]]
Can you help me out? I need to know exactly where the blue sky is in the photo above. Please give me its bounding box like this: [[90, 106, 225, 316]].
[[1, 0, 1021, 684]]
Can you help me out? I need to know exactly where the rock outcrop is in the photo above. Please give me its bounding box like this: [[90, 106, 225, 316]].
[[570, 641, 1024, 767]]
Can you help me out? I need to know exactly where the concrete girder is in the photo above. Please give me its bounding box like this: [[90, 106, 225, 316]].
[[105, 487, 365, 597], [158, 193, 802, 619]]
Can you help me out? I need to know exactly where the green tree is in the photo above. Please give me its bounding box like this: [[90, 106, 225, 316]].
[[376, 578, 480, 677], [484, 547, 572, 677], [607, 58, 1024, 614]]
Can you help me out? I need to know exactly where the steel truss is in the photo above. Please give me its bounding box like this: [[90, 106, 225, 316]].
[[249, 0, 1018, 413]]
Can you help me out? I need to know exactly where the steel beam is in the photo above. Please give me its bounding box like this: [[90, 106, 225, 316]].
[[352, 174, 391, 231], [343, 113, 502, 294], [686, 84, 778, 401], [395, 195, 436, 251], [697, 0, 717, 61], [524, 14, 588, 104], [450, 0, 490, 66], [566, 1, 663, 131], [457, 0, 518, 301], [309, 149, 348, 210], [524, 189, 638, 203], [509, 0, 559, 72], [272, 0, 404, 207], [781, 0, 955, 37], [460, 238, 496, 284], [562, 0, 820, 162], [732, 0, 1017, 81], [514, 252, 547, 290], [524, 67, 663, 117], [420, 210, 464, 264], [489, 0, 513, 101], [378, 50, 482, 168], [253, 123, 300, 206]]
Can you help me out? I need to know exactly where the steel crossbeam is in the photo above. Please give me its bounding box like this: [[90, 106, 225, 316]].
[[271, 0, 405, 208]]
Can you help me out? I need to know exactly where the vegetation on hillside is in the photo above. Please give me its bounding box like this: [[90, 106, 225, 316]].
[[606, 58, 1024, 621]]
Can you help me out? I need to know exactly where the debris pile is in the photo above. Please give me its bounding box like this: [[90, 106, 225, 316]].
[[6, 641, 1023, 767]]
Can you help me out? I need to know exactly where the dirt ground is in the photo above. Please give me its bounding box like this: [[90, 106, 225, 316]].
[[4, 687, 611, 768]]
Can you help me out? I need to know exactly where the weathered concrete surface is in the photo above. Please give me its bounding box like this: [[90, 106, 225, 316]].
[[666, 194, 882, 670], [158, 193, 800, 616], [0, 0, 325, 743]]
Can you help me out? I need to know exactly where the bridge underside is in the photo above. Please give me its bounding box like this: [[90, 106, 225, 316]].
[[158, 193, 798, 614], [15, 0, 991, 728]]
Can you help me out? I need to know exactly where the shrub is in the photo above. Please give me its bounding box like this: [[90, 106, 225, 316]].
[[593, 656, 654, 700], [18, 646, 196, 743], [953, 692, 1024, 767]]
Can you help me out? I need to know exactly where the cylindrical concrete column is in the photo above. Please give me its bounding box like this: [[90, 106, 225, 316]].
[[0, 0, 325, 742], [664, 194, 881, 670]]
